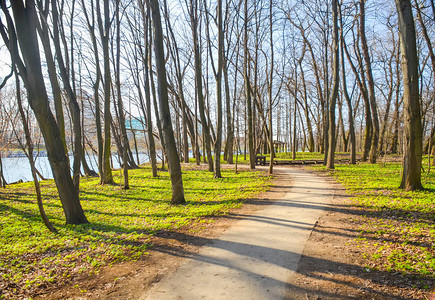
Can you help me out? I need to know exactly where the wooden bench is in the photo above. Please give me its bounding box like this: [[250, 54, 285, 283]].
[[255, 155, 266, 166]]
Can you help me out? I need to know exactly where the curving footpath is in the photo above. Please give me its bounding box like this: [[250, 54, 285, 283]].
[[141, 166, 333, 300]]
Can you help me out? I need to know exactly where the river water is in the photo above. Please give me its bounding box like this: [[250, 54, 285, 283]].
[[1, 153, 150, 183]]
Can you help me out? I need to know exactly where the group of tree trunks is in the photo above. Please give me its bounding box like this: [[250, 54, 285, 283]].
[[0, 0, 430, 228]]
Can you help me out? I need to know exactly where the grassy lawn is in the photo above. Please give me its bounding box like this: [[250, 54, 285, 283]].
[[0, 165, 270, 298], [190, 151, 342, 165], [231, 151, 349, 162], [314, 158, 435, 285]]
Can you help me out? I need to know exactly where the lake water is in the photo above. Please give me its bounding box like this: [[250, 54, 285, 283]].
[[1, 153, 150, 183]]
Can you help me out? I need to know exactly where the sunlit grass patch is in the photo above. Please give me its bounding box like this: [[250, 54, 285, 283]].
[[314, 158, 434, 285], [0, 165, 270, 298]]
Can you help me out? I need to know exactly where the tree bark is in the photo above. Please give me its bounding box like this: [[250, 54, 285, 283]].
[[97, 0, 114, 184], [343, 28, 372, 161], [15, 69, 57, 233], [268, 0, 275, 174], [327, 0, 339, 169], [81, 0, 104, 177], [213, 0, 224, 178], [396, 0, 423, 190], [0, 0, 88, 224], [190, 0, 213, 172], [150, 0, 185, 204], [244, 0, 255, 169], [114, 0, 129, 189], [339, 6, 356, 164], [360, 0, 380, 163], [138, 0, 158, 177], [51, 0, 82, 190]]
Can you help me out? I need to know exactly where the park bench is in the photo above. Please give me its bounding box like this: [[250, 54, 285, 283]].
[[255, 155, 266, 166]]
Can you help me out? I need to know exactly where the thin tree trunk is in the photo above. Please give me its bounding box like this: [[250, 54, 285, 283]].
[[51, 0, 82, 190], [213, 0, 223, 178], [360, 0, 380, 163], [339, 8, 356, 163], [147, 18, 166, 171], [150, 0, 185, 204], [81, 0, 104, 177], [223, 50, 233, 164], [244, 0, 255, 169], [96, 0, 114, 184], [267, 0, 274, 174], [137, 1, 158, 177], [15, 70, 57, 233], [35, 5, 67, 156], [190, 0, 213, 172], [114, 0, 129, 189], [343, 30, 372, 161], [327, 0, 339, 169]]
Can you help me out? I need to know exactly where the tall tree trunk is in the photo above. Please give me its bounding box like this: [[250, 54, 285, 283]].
[[390, 89, 401, 154], [96, 0, 114, 184], [244, 0, 255, 169], [51, 0, 82, 190], [213, 0, 223, 178], [360, 0, 380, 163], [190, 0, 213, 172], [146, 18, 167, 171], [81, 0, 104, 177], [150, 0, 185, 204], [299, 60, 315, 152], [223, 52, 233, 164], [0, 0, 88, 224], [137, 1, 158, 177], [78, 52, 98, 177], [396, 0, 423, 190], [35, 5, 67, 156], [339, 7, 356, 164], [114, 0, 129, 189], [327, 0, 339, 169], [292, 95, 297, 160], [343, 30, 372, 161], [268, 0, 275, 174]]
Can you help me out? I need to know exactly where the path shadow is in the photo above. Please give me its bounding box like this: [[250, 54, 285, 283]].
[[152, 230, 428, 299]]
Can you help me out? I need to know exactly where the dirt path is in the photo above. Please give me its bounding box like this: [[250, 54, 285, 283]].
[[140, 167, 332, 300]]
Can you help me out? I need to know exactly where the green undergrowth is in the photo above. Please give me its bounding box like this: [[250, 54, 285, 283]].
[[237, 151, 348, 161], [261, 152, 325, 161], [314, 158, 434, 286], [189, 152, 332, 165], [0, 165, 270, 298]]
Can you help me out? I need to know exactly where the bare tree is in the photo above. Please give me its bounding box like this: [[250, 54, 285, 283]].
[[327, 0, 339, 169], [396, 0, 423, 190], [97, 0, 114, 184], [189, 0, 214, 172], [339, 3, 356, 164], [360, 0, 380, 163], [244, 0, 255, 169], [14, 70, 57, 232], [0, 0, 88, 224], [149, 0, 185, 204]]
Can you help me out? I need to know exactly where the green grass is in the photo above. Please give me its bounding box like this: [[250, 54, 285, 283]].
[[0, 165, 270, 298], [189, 151, 340, 165], [314, 158, 435, 282], [270, 151, 326, 160], [233, 151, 347, 162]]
